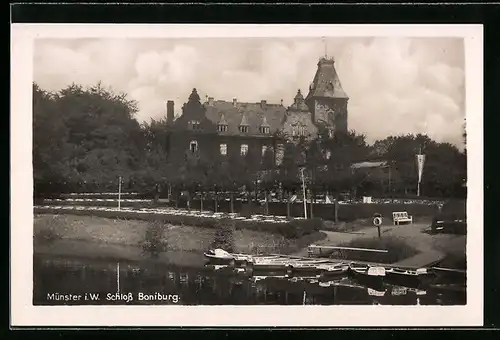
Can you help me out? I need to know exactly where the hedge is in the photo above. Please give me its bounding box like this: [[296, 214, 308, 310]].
[[34, 207, 323, 239]]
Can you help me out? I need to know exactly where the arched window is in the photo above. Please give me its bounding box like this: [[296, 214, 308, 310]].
[[261, 145, 267, 156], [189, 140, 198, 153]]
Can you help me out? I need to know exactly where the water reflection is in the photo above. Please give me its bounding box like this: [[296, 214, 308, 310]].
[[33, 255, 466, 306]]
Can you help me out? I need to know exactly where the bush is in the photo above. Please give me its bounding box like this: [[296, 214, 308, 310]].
[[212, 223, 235, 252], [331, 236, 419, 264], [142, 221, 168, 257]]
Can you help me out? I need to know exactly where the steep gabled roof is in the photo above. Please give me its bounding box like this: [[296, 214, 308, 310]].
[[204, 100, 286, 136], [306, 57, 348, 101]]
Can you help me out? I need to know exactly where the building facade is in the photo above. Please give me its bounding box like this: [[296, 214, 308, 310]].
[[165, 56, 349, 166]]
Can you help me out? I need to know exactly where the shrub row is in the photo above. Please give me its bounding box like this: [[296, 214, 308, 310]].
[[34, 207, 323, 239]]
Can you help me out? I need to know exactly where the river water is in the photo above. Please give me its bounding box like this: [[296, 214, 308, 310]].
[[33, 254, 466, 306]]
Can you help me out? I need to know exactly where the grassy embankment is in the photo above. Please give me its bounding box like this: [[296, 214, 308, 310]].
[[34, 214, 326, 264]]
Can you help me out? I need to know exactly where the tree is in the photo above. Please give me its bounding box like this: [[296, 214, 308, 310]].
[[320, 130, 371, 196], [372, 134, 466, 198], [33, 82, 145, 195]]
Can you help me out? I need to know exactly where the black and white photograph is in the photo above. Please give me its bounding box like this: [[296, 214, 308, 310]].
[[11, 24, 483, 327]]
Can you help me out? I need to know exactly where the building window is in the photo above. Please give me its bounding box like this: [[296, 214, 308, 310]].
[[261, 145, 267, 156], [220, 143, 227, 156], [260, 126, 270, 134], [239, 125, 249, 133], [240, 144, 248, 156], [293, 124, 307, 137], [190, 120, 201, 130], [218, 124, 228, 132], [189, 140, 198, 153]]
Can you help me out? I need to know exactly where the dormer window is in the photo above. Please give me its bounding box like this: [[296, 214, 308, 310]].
[[260, 126, 270, 134], [239, 125, 249, 133], [190, 120, 201, 130], [218, 123, 228, 132]]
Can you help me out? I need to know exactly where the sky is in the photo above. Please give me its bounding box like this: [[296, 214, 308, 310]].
[[33, 37, 465, 147]]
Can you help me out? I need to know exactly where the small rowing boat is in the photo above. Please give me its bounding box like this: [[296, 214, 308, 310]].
[[384, 267, 431, 288], [348, 263, 386, 289], [204, 249, 253, 266], [317, 263, 350, 278]]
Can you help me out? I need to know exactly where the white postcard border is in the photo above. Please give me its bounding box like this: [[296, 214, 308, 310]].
[[10, 24, 483, 327]]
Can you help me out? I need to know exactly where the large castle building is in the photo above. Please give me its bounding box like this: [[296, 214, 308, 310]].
[[165, 56, 348, 166]]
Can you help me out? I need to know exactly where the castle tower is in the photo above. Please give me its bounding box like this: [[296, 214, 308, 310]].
[[305, 57, 349, 134]]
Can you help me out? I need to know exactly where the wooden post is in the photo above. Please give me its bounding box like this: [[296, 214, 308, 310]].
[[265, 190, 269, 215], [334, 199, 339, 224], [286, 191, 291, 219], [247, 190, 252, 215], [214, 192, 218, 213], [118, 176, 122, 210], [175, 187, 179, 209], [309, 189, 314, 219], [230, 192, 234, 214], [200, 191, 204, 212]]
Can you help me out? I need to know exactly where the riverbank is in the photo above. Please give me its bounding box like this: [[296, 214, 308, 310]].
[[34, 214, 327, 264]]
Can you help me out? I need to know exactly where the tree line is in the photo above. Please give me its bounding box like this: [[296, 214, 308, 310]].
[[33, 82, 467, 200]]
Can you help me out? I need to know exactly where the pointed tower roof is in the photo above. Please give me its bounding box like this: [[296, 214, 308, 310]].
[[306, 57, 348, 101]]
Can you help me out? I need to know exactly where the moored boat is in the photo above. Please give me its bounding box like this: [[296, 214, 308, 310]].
[[318, 263, 350, 278], [348, 263, 386, 289], [204, 249, 253, 266]]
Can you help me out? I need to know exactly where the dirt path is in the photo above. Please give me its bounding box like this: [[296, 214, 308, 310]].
[[293, 222, 466, 268]]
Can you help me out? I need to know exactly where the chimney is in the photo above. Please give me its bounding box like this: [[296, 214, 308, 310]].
[[208, 97, 214, 106], [233, 98, 237, 107], [261, 100, 267, 110], [167, 100, 174, 125], [280, 99, 283, 106]]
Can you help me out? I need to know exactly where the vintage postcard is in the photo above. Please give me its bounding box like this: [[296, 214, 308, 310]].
[[11, 24, 483, 327]]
